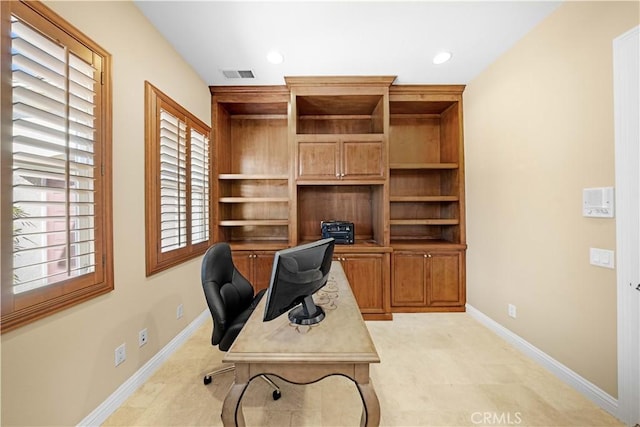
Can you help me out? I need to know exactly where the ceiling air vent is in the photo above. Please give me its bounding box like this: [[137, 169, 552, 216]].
[[221, 70, 255, 79]]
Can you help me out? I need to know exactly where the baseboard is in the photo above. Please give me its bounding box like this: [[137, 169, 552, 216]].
[[465, 304, 620, 419], [77, 310, 210, 427]]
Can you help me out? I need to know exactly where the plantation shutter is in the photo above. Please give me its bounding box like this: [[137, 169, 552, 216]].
[[11, 15, 100, 294], [159, 109, 188, 253], [144, 82, 211, 276], [190, 127, 209, 245]]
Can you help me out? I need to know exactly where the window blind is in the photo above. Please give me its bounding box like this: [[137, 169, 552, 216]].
[[11, 15, 98, 294], [144, 82, 211, 275], [190, 128, 209, 245], [159, 109, 187, 253]]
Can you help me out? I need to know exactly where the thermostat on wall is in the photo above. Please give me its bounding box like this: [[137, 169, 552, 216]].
[[583, 187, 614, 218]]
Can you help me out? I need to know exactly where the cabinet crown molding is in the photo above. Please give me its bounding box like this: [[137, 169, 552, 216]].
[[285, 76, 397, 88]]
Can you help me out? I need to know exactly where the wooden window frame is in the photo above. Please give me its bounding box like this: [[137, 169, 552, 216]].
[[1, 0, 113, 333], [144, 81, 212, 276]]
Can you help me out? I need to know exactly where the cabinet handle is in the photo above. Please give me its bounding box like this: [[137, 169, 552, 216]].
[[428, 254, 432, 258], [336, 173, 340, 177], [341, 173, 345, 177]]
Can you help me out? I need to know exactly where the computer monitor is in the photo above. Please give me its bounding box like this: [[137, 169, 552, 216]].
[[263, 238, 335, 325]]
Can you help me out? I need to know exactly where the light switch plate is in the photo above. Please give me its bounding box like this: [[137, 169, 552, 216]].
[[590, 248, 615, 269]]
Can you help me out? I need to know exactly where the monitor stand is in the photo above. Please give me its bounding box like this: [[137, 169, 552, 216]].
[[288, 295, 325, 325]]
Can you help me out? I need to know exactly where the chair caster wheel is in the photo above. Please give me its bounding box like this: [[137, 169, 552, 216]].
[[272, 390, 281, 400], [203, 375, 212, 385]]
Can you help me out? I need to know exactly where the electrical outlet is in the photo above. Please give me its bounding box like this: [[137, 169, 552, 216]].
[[508, 304, 517, 319], [114, 343, 126, 366], [139, 328, 148, 347], [176, 304, 184, 319]]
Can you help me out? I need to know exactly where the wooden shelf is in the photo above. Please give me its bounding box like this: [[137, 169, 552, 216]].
[[390, 239, 467, 250], [390, 196, 459, 202], [219, 197, 289, 203], [296, 133, 384, 141], [390, 219, 459, 226], [219, 219, 289, 226], [389, 163, 458, 170], [228, 241, 289, 251], [218, 174, 288, 180]]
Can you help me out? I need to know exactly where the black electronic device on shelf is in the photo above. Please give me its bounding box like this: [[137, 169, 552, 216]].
[[321, 220, 355, 245]]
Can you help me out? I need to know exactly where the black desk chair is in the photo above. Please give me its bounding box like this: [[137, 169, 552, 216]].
[[201, 242, 282, 400]]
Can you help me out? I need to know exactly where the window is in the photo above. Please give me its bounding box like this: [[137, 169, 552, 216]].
[[145, 82, 211, 275], [1, 1, 113, 332]]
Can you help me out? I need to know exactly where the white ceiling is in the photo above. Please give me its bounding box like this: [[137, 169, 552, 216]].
[[134, 1, 561, 86]]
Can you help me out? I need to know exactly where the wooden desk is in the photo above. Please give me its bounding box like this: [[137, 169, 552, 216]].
[[222, 261, 381, 426]]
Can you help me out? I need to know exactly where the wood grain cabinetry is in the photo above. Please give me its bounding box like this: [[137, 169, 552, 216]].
[[388, 86, 466, 312], [334, 251, 392, 320], [287, 77, 392, 251], [211, 79, 466, 319], [212, 87, 291, 245], [296, 135, 385, 181], [389, 86, 465, 244], [232, 250, 277, 293], [391, 249, 465, 310]]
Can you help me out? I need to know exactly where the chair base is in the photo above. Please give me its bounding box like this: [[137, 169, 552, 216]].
[[203, 364, 281, 400], [203, 364, 234, 385]]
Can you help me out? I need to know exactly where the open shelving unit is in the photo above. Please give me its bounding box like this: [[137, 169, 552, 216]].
[[288, 76, 392, 250], [388, 88, 465, 247], [212, 87, 291, 246], [210, 79, 466, 318], [388, 86, 466, 312]]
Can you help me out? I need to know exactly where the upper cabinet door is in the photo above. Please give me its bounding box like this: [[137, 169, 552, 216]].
[[297, 136, 385, 182], [342, 138, 385, 180], [297, 138, 341, 180]]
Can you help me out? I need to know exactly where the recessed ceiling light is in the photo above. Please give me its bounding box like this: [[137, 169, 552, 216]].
[[433, 51, 452, 65], [267, 50, 284, 64]]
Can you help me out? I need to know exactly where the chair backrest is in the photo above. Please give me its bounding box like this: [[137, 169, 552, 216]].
[[201, 243, 255, 347]]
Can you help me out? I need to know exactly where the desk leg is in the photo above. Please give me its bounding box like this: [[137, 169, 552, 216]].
[[357, 380, 380, 427], [221, 365, 250, 427]]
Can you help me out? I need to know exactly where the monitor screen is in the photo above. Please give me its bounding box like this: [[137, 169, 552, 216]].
[[263, 238, 335, 325]]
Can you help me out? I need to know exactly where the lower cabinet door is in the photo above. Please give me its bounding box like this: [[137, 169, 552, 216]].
[[426, 251, 463, 307], [231, 251, 276, 293], [338, 253, 385, 314], [232, 251, 253, 284], [252, 252, 276, 293], [391, 249, 465, 311], [392, 252, 427, 307]]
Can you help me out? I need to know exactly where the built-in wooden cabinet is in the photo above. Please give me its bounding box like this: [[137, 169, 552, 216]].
[[334, 250, 392, 320], [211, 79, 466, 319], [288, 76, 392, 254], [391, 249, 465, 311], [233, 250, 278, 293], [212, 87, 291, 246], [387, 85, 467, 312], [296, 135, 385, 181], [388, 86, 465, 245]]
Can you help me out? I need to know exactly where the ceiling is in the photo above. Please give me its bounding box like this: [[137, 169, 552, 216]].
[[134, 1, 561, 87]]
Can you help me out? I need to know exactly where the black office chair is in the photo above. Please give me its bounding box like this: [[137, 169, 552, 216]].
[[201, 242, 282, 400]]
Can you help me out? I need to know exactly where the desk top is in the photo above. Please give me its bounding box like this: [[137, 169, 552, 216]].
[[224, 261, 380, 365]]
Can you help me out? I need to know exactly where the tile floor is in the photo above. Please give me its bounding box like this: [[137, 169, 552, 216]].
[[102, 313, 624, 427]]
